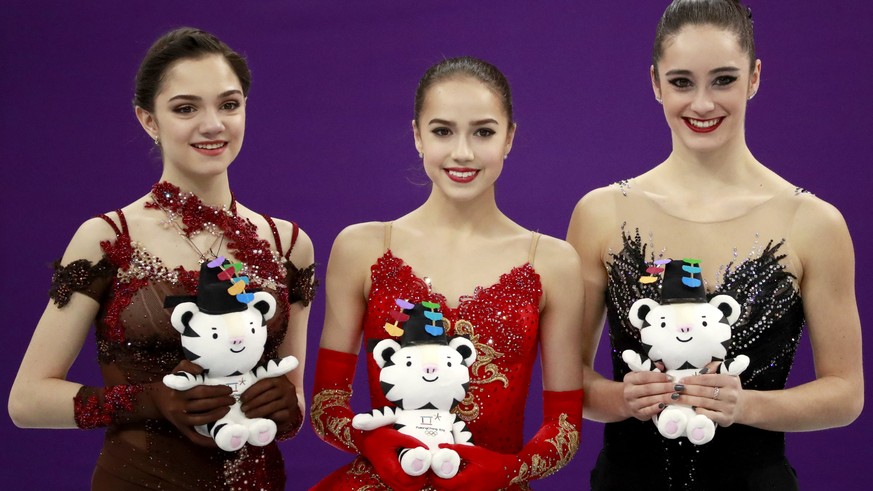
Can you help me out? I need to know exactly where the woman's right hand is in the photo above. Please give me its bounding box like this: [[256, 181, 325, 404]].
[[148, 360, 235, 447], [358, 426, 428, 491], [622, 370, 674, 421]]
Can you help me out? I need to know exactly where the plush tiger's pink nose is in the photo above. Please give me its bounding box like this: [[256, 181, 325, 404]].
[[676, 325, 693, 334], [423, 364, 438, 374], [230, 337, 244, 345]]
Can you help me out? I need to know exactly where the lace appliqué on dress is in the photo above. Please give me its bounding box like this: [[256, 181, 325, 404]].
[[285, 261, 318, 307], [49, 257, 115, 307]]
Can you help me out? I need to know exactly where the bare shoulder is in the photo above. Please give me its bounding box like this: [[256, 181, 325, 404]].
[[533, 234, 583, 281], [791, 192, 853, 257], [536, 234, 582, 266], [60, 214, 122, 264], [793, 192, 848, 229], [567, 183, 622, 250], [571, 184, 621, 222], [329, 221, 387, 267]]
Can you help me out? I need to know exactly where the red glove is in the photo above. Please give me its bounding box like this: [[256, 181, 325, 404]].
[[433, 389, 583, 490], [240, 374, 302, 441], [310, 348, 427, 490]]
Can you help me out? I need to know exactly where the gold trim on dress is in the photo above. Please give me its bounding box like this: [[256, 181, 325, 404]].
[[451, 320, 509, 423], [510, 413, 579, 484], [311, 389, 357, 451]]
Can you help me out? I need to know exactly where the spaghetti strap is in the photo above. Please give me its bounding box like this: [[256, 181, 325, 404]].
[[262, 214, 283, 256], [383, 222, 393, 252], [261, 213, 300, 259], [261, 214, 299, 260], [97, 209, 127, 238], [527, 232, 541, 266]]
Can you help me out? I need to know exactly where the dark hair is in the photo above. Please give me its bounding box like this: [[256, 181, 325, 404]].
[[414, 56, 513, 125], [653, 0, 755, 79], [133, 27, 252, 112]]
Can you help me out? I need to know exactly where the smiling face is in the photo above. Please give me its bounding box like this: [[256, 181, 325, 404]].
[[412, 76, 515, 203], [652, 24, 760, 155], [136, 54, 246, 181]]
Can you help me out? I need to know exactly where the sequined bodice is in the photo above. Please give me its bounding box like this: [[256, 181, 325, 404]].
[[605, 232, 804, 392], [364, 250, 542, 453], [599, 181, 808, 490], [50, 184, 319, 490], [97, 238, 291, 381]]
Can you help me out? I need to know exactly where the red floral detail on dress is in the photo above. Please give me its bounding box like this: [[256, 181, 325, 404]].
[[73, 384, 143, 429], [365, 251, 542, 452], [146, 181, 239, 236], [53, 183, 309, 489], [314, 249, 545, 489]]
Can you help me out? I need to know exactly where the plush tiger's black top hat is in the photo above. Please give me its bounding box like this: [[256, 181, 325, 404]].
[[383, 299, 448, 347], [163, 256, 253, 314], [660, 258, 706, 304]]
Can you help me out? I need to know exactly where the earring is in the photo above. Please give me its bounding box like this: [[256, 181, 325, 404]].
[[748, 92, 756, 101], [418, 152, 423, 159], [153, 136, 160, 146], [656, 97, 663, 104], [504, 154, 508, 160]]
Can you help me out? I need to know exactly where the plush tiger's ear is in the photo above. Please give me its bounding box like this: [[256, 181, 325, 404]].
[[169, 302, 200, 335], [629, 298, 659, 329], [710, 294, 741, 325], [250, 291, 277, 321], [372, 339, 402, 369], [449, 336, 476, 367]]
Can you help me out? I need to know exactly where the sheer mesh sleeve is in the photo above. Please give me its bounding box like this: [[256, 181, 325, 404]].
[[49, 257, 115, 307]]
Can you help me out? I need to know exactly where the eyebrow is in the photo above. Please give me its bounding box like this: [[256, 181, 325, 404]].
[[167, 89, 243, 102], [427, 118, 500, 126], [664, 66, 741, 77]]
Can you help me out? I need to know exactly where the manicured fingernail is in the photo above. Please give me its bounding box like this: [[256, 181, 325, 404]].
[[674, 384, 685, 392], [699, 367, 710, 374], [671, 393, 680, 400], [658, 403, 666, 409]]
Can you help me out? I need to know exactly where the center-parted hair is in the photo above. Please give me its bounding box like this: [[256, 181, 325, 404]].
[[653, 0, 756, 78], [414, 56, 514, 126], [133, 27, 252, 113]]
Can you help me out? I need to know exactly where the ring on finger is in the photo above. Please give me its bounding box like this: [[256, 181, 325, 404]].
[[712, 387, 721, 400]]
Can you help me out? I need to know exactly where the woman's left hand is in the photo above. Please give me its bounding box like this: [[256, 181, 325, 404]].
[[431, 444, 520, 491], [678, 367, 745, 427], [240, 375, 302, 437]]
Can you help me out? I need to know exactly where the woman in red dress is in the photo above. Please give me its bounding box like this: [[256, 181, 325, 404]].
[[310, 56, 584, 490]]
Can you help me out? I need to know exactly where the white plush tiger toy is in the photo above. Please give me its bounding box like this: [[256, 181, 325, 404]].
[[163, 257, 298, 452], [352, 300, 476, 479], [622, 259, 749, 445]]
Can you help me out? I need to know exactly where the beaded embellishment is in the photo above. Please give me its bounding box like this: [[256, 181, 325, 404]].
[[50, 257, 115, 307]]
